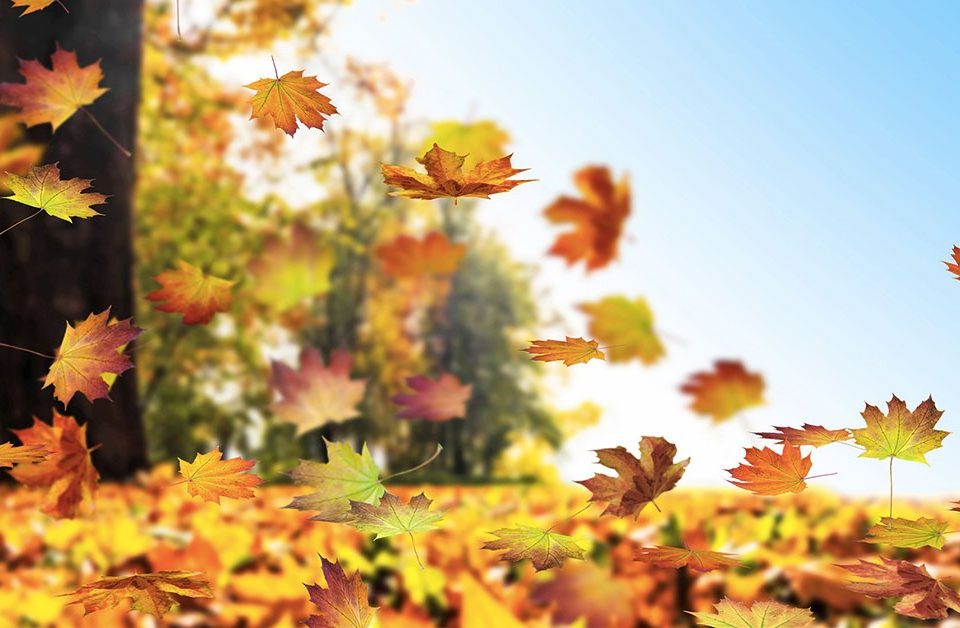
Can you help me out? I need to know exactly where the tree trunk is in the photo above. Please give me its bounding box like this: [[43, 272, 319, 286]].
[[0, 0, 146, 478]]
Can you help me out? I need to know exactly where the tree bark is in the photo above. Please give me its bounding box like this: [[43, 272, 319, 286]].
[[0, 0, 146, 478]]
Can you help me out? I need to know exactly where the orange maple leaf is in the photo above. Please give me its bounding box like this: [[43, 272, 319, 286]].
[[577, 436, 689, 518], [11, 0, 66, 15], [0, 114, 43, 188], [9, 411, 99, 518], [0, 45, 107, 131], [839, 558, 960, 620], [305, 557, 377, 628], [0, 441, 46, 468], [269, 348, 367, 436], [147, 260, 235, 325], [178, 448, 262, 504], [43, 308, 142, 406], [680, 359, 765, 423], [544, 165, 630, 271], [944, 245, 960, 280], [63, 571, 213, 618], [634, 545, 740, 572], [727, 443, 814, 496], [375, 231, 466, 279], [245, 67, 337, 136], [392, 373, 472, 421], [381, 143, 533, 203], [523, 336, 605, 366], [755, 424, 853, 448]]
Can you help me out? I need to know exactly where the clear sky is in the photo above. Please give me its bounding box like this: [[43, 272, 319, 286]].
[[313, 1, 960, 495]]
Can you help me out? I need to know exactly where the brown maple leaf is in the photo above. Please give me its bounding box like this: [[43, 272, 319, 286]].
[[726, 443, 813, 496], [375, 231, 466, 279], [305, 556, 377, 627], [43, 308, 142, 406], [9, 411, 99, 518], [544, 165, 630, 271], [755, 424, 853, 448], [178, 448, 262, 504], [392, 373, 472, 421], [839, 558, 960, 620], [576, 436, 689, 518], [63, 571, 213, 618], [381, 143, 533, 203], [245, 66, 337, 136], [944, 245, 960, 280], [680, 359, 765, 423]]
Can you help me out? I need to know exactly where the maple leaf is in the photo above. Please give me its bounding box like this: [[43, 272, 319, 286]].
[[269, 348, 367, 436], [3, 163, 106, 222], [578, 295, 664, 364], [381, 143, 533, 203], [245, 68, 337, 136], [43, 308, 142, 406], [944, 245, 960, 280], [9, 411, 98, 518], [863, 517, 948, 549], [11, 0, 64, 15], [348, 492, 443, 539], [726, 444, 813, 496], [0, 441, 46, 468], [852, 395, 948, 463], [375, 231, 466, 279], [754, 423, 852, 448], [286, 439, 386, 523], [0, 114, 43, 189], [178, 448, 261, 504], [839, 558, 960, 620], [576, 436, 689, 518], [248, 223, 334, 312], [0, 45, 107, 131], [63, 571, 212, 618], [544, 165, 630, 271], [522, 337, 605, 366], [680, 360, 765, 423], [392, 373, 472, 421], [305, 556, 376, 628], [634, 545, 740, 573], [421, 120, 510, 168], [147, 260, 235, 325], [689, 599, 814, 627], [482, 525, 586, 571]]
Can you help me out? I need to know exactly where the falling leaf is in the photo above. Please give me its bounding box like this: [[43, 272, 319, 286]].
[[577, 436, 689, 518], [248, 223, 334, 312], [392, 373, 472, 421], [523, 337, 605, 366], [381, 143, 533, 203], [634, 546, 740, 573], [147, 260, 234, 325], [680, 360, 765, 423], [10, 0, 63, 15], [63, 571, 212, 618], [9, 411, 98, 518], [726, 444, 813, 496], [269, 348, 367, 436], [305, 557, 376, 628], [863, 517, 948, 549], [578, 295, 664, 364], [944, 245, 960, 280], [348, 492, 443, 539], [754, 424, 852, 448], [0, 113, 43, 189], [0, 45, 107, 131], [852, 395, 948, 463], [839, 558, 960, 620], [3, 163, 106, 222], [544, 165, 630, 271], [178, 448, 261, 504], [482, 525, 586, 571], [43, 308, 142, 406], [530, 562, 636, 627], [689, 599, 814, 627], [0, 442, 46, 468], [421, 120, 510, 168], [376, 231, 466, 279], [245, 68, 337, 136], [286, 439, 385, 523]]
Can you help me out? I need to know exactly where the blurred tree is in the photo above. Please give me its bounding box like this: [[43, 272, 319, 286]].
[[0, 0, 146, 478]]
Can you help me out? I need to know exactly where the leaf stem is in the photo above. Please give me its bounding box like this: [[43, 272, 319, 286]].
[[889, 457, 894, 519], [55, 0, 68, 12], [271, 55, 279, 80], [381, 444, 443, 482], [0, 342, 54, 360], [806, 472, 838, 480], [80, 107, 132, 158], [0, 209, 43, 237], [652, 499, 662, 513], [408, 531, 424, 569], [176, 0, 181, 39]]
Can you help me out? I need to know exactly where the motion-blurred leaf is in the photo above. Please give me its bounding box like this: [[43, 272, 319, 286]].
[[680, 360, 765, 423], [578, 296, 664, 364], [147, 260, 234, 325]]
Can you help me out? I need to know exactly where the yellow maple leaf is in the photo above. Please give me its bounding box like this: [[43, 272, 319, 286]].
[[245, 66, 337, 136], [578, 295, 664, 364], [522, 336, 605, 366], [63, 571, 212, 618], [178, 448, 262, 504], [3, 163, 106, 223]]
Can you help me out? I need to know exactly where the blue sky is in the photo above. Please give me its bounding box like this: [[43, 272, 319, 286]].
[[319, 1, 960, 495]]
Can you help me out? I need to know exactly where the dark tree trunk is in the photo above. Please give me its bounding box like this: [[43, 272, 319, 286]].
[[0, 1, 146, 478]]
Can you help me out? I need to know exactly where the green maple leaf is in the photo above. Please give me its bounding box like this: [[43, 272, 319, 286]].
[[348, 492, 442, 539], [864, 517, 948, 549], [482, 525, 585, 571], [286, 439, 385, 523]]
